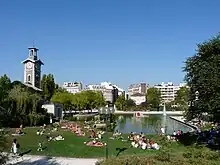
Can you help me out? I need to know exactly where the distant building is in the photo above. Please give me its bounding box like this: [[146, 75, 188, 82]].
[[62, 82, 83, 94], [128, 83, 148, 96], [84, 82, 123, 104], [129, 93, 146, 105], [42, 103, 63, 119], [154, 82, 187, 103]]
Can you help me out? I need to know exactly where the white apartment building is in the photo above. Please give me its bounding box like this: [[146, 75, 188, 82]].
[[129, 93, 146, 105], [154, 82, 187, 103], [128, 83, 148, 96], [62, 82, 83, 94], [84, 82, 124, 103]]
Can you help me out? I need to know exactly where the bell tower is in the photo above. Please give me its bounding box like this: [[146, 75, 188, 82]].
[[21, 46, 44, 89]]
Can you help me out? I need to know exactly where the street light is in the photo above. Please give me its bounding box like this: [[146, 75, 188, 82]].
[[99, 106, 115, 159]]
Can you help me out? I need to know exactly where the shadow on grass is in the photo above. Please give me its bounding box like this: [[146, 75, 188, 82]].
[[116, 147, 128, 157], [19, 149, 32, 156], [13, 156, 60, 165]]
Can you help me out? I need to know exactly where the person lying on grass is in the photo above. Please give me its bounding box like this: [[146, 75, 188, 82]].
[[12, 128, 24, 136], [84, 140, 106, 147], [75, 127, 86, 136], [46, 135, 64, 141]]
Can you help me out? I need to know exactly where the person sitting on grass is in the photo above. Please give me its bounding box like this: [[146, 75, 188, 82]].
[[36, 130, 44, 135], [89, 130, 97, 139], [37, 142, 43, 151], [128, 132, 135, 141], [85, 140, 106, 147], [46, 136, 54, 141]]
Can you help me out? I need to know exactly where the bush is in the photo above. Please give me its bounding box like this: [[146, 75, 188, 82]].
[[97, 147, 220, 165]]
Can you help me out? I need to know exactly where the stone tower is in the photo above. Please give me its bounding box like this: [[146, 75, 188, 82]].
[[21, 47, 44, 89]]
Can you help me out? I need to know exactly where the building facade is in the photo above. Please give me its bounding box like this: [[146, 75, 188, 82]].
[[21, 47, 44, 90], [84, 82, 123, 104], [129, 93, 146, 105], [42, 103, 63, 119], [128, 83, 148, 96], [62, 82, 83, 94], [154, 82, 187, 103]]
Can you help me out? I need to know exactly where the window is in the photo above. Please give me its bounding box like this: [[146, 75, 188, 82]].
[[28, 75, 31, 82]]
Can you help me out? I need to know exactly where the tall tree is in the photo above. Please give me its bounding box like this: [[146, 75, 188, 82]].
[[174, 86, 189, 111], [115, 95, 127, 111], [41, 74, 56, 100], [146, 87, 161, 110], [0, 74, 11, 102], [184, 34, 220, 121]]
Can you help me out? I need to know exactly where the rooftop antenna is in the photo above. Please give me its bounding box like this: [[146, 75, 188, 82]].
[[33, 40, 35, 48]]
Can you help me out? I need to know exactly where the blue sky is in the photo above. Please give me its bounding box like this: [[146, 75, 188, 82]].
[[0, 0, 220, 89]]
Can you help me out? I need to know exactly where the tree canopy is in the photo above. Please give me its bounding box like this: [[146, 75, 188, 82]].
[[146, 87, 161, 110], [184, 34, 220, 121], [51, 90, 106, 111], [41, 74, 56, 101], [0, 75, 47, 127]]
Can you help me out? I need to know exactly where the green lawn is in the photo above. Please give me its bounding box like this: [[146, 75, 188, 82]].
[[5, 127, 187, 158]]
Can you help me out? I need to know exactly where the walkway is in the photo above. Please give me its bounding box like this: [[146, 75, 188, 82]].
[[7, 155, 99, 165], [114, 110, 184, 115]]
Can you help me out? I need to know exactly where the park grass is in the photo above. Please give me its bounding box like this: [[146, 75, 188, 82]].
[[4, 127, 199, 158]]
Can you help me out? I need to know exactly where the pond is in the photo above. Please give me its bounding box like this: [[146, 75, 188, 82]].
[[114, 115, 193, 135]]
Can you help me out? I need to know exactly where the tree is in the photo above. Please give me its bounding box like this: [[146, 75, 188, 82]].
[[126, 99, 136, 107], [173, 86, 189, 111], [184, 34, 220, 121], [115, 95, 127, 111], [51, 90, 106, 111], [0, 74, 11, 102], [41, 74, 56, 101], [146, 87, 161, 110]]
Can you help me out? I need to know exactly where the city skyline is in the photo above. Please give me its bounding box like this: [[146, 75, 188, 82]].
[[1, 0, 220, 89]]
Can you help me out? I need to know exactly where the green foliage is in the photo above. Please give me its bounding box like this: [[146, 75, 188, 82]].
[[115, 95, 127, 111], [51, 90, 106, 111], [147, 87, 161, 110], [184, 34, 220, 121], [41, 74, 56, 101], [97, 147, 220, 165], [0, 74, 48, 127]]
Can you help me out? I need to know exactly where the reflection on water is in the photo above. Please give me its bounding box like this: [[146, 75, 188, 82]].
[[115, 115, 192, 135]]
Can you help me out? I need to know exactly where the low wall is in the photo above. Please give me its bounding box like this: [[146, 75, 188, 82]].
[[170, 116, 198, 131]]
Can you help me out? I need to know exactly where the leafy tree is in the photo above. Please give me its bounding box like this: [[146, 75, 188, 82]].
[[173, 86, 190, 111], [51, 91, 73, 110], [126, 99, 136, 107], [0, 74, 11, 102], [146, 87, 161, 110], [115, 95, 127, 111], [184, 34, 220, 121], [51, 90, 106, 111], [41, 74, 56, 100]]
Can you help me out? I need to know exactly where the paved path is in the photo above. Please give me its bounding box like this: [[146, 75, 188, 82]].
[[115, 110, 184, 115], [7, 155, 99, 165]]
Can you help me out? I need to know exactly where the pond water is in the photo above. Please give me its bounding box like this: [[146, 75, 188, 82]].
[[114, 115, 193, 135]]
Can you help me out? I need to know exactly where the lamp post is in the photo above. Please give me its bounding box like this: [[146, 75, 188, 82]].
[[99, 106, 115, 159]]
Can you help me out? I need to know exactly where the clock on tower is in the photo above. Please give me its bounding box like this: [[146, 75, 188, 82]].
[[21, 47, 44, 89]]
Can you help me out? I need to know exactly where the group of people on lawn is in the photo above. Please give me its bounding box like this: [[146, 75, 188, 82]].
[[10, 122, 162, 155]]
